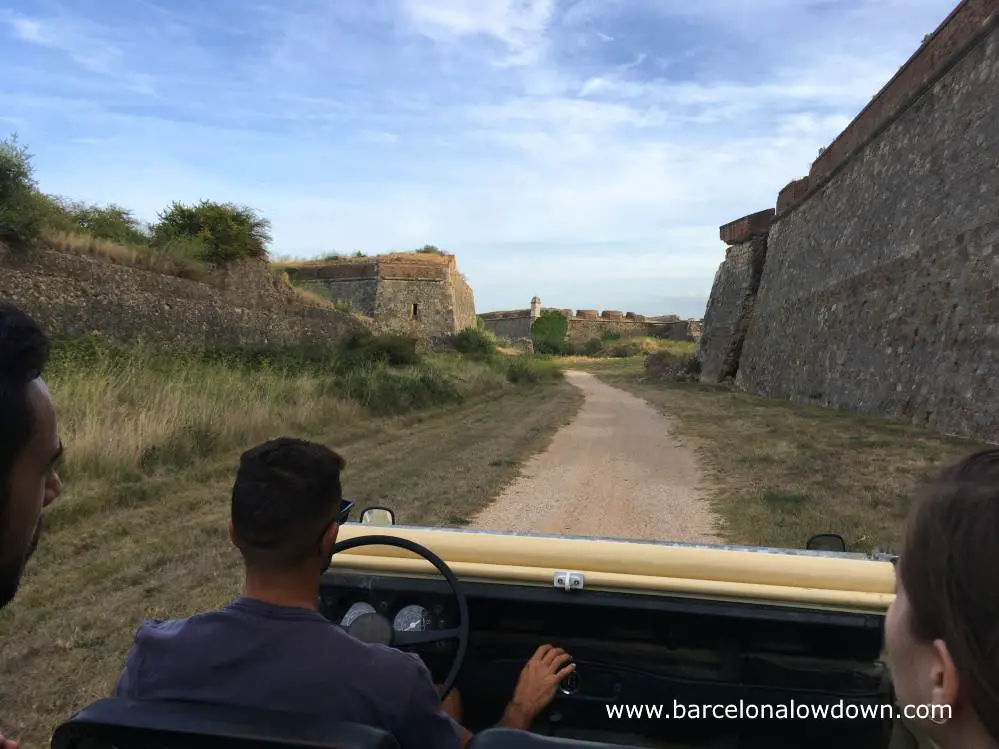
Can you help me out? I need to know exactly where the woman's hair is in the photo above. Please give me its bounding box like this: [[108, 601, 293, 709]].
[[899, 449, 999, 738]]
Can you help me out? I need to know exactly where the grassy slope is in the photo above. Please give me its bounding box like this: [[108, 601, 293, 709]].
[[0, 340, 582, 748], [576, 357, 990, 552]]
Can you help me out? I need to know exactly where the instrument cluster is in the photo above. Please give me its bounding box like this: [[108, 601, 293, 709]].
[[321, 590, 456, 649]]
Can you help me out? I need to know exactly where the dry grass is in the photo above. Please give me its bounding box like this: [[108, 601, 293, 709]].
[[40, 230, 348, 312], [273, 250, 454, 267], [41, 228, 205, 278], [559, 338, 696, 364], [0, 343, 583, 748], [576, 357, 990, 553]]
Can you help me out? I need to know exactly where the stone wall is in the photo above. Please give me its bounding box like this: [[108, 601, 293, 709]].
[[482, 304, 701, 345], [282, 253, 476, 338], [481, 314, 533, 342], [698, 213, 771, 382], [717, 0, 999, 441], [0, 246, 364, 347], [450, 271, 477, 332]]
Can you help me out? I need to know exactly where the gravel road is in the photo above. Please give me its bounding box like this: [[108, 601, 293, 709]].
[[470, 370, 720, 543]]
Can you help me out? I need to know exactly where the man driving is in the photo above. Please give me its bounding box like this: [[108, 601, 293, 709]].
[[114, 436, 574, 748]]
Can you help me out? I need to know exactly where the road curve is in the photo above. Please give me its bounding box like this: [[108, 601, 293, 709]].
[[470, 370, 720, 543]]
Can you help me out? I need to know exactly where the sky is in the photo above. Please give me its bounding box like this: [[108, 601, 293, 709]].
[[0, 0, 958, 318]]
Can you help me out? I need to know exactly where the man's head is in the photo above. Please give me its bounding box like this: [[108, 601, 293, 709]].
[[228, 437, 349, 577], [0, 304, 63, 610]]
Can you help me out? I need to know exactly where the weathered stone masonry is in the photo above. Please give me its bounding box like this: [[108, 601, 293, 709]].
[[697, 210, 772, 383], [700, 0, 999, 441], [0, 246, 364, 347], [481, 298, 700, 344], [284, 253, 477, 339]]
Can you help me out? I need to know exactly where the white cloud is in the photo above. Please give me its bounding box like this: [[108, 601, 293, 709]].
[[0, 0, 960, 315]]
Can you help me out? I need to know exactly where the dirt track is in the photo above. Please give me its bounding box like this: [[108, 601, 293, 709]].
[[471, 370, 720, 543]]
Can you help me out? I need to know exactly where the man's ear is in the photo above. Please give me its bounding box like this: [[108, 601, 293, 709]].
[[227, 518, 236, 547], [323, 521, 340, 552]]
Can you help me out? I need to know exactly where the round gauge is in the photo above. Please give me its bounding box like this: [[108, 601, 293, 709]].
[[340, 602, 376, 628], [347, 612, 393, 645], [393, 604, 433, 632]]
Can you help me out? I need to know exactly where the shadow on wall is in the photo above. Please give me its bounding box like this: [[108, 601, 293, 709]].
[[697, 0, 999, 442]]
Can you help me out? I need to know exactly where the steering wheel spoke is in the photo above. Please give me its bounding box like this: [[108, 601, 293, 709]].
[[394, 627, 462, 648]]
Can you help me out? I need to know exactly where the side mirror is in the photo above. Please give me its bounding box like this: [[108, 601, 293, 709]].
[[361, 507, 395, 526], [806, 533, 846, 552]]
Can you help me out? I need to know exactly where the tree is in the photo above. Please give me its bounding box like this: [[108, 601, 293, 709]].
[[53, 198, 150, 246], [531, 309, 569, 355], [0, 133, 44, 249], [151, 199, 272, 265]]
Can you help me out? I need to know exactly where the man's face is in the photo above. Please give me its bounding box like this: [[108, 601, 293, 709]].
[[0, 378, 63, 609]]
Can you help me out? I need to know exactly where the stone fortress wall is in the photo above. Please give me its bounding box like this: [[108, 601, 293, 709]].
[[481, 296, 700, 345], [280, 252, 477, 339], [0, 245, 365, 348], [697, 0, 999, 441]]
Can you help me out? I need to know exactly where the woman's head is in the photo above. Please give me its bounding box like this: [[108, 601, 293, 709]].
[[885, 449, 999, 747]]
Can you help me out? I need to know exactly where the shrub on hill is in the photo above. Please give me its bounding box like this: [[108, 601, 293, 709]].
[[531, 309, 569, 355], [453, 327, 499, 357], [151, 199, 272, 266]]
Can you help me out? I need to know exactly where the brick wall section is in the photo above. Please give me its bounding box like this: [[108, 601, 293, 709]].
[[697, 235, 769, 383], [0, 247, 364, 347], [719, 209, 774, 244], [776, 178, 810, 214], [781, 0, 996, 217], [735, 21, 999, 440]]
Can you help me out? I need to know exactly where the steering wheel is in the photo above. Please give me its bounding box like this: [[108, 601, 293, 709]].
[[330, 535, 470, 700]]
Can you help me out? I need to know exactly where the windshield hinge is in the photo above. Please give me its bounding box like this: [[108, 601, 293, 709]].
[[553, 571, 584, 591]]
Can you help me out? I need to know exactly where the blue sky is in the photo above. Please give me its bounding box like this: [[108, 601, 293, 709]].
[[0, 0, 956, 317]]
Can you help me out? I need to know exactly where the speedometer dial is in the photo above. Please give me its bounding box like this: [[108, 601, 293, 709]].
[[393, 604, 433, 632]]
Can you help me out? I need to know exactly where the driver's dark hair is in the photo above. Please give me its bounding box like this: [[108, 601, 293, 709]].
[[899, 448, 999, 740], [0, 304, 50, 520], [230, 437, 346, 570]]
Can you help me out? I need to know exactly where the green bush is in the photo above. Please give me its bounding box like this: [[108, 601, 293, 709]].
[[643, 348, 701, 381], [531, 309, 568, 354], [0, 134, 45, 250], [599, 330, 621, 342], [151, 199, 272, 266], [53, 199, 150, 246], [453, 327, 498, 356], [503, 356, 564, 384], [582, 338, 603, 356], [340, 329, 421, 367]]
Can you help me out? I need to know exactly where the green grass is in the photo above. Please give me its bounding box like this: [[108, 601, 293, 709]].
[[580, 357, 990, 553], [0, 334, 584, 748], [44, 333, 562, 487]]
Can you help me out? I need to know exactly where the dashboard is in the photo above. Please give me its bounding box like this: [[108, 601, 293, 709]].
[[318, 568, 892, 737]]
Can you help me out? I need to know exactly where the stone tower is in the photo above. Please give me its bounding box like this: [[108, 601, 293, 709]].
[[530, 295, 541, 320]]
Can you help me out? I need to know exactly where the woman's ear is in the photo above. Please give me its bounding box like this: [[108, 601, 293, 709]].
[[928, 638, 959, 721]]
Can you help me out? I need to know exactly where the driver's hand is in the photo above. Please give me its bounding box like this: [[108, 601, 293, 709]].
[[510, 644, 575, 720]]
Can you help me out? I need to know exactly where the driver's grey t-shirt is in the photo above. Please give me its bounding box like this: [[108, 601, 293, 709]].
[[114, 597, 462, 749]]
